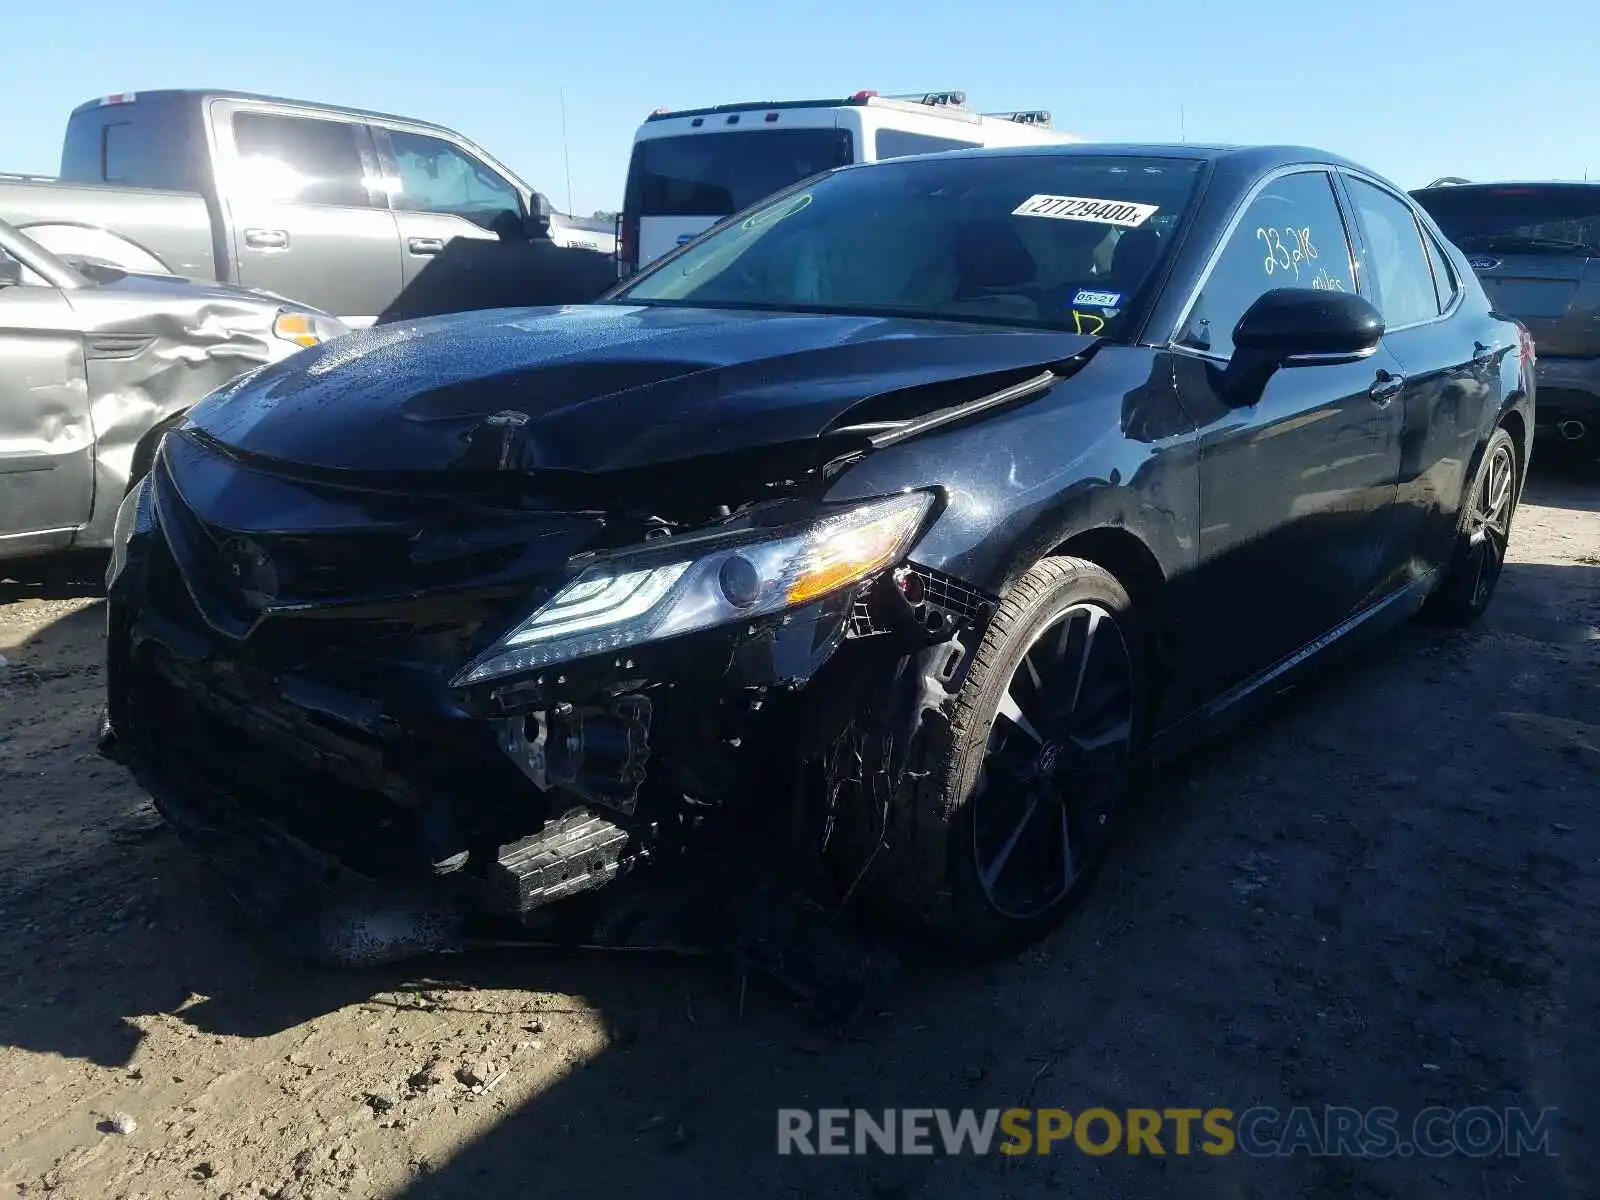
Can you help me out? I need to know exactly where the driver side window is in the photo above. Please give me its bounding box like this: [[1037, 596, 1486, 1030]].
[[1179, 170, 1356, 358], [385, 129, 521, 229]]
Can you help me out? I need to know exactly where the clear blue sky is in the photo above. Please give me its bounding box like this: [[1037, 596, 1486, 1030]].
[[5, 0, 1596, 216]]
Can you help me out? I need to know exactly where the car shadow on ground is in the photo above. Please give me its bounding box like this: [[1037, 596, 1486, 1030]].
[[0, 551, 108, 605], [1524, 452, 1600, 515], [1, 553, 1595, 1198]]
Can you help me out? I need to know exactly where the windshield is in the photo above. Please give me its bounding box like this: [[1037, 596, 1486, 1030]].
[[1413, 185, 1600, 257], [613, 153, 1205, 333], [626, 128, 853, 218]]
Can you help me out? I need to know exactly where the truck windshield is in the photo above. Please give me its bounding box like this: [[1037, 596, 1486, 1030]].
[[614, 153, 1204, 334], [626, 128, 852, 218], [1414, 185, 1600, 257]]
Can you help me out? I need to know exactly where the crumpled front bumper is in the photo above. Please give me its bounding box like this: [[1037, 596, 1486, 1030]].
[[100, 458, 988, 962]]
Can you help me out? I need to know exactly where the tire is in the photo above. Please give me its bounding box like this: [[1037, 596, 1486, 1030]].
[[1425, 426, 1521, 625], [843, 556, 1147, 953]]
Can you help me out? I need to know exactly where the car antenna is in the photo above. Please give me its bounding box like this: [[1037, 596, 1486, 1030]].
[[560, 87, 575, 215]]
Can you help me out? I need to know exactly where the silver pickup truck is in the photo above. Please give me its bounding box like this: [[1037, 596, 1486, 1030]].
[[0, 90, 617, 328]]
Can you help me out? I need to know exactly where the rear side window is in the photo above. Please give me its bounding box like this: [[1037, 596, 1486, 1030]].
[[384, 129, 521, 228], [1419, 226, 1459, 313], [875, 129, 981, 160], [1179, 170, 1356, 358], [626, 128, 853, 218], [232, 112, 369, 208], [1413, 186, 1600, 257], [1346, 178, 1441, 328]]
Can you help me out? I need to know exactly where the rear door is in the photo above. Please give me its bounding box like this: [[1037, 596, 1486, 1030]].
[[212, 101, 402, 324], [1343, 173, 1493, 590], [1411, 184, 1600, 359], [0, 245, 92, 549]]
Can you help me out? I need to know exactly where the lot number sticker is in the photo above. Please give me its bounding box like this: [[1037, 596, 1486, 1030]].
[[1013, 195, 1159, 227]]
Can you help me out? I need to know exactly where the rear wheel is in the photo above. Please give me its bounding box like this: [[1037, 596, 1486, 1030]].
[[845, 556, 1145, 952], [1426, 427, 1520, 625]]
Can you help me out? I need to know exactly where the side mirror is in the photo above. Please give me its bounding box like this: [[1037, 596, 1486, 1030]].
[[1218, 288, 1385, 406], [523, 193, 553, 240]]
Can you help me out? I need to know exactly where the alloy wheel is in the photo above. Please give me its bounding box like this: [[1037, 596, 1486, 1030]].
[[971, 602, 1136, 920], [1468, 443, 1516, 608]]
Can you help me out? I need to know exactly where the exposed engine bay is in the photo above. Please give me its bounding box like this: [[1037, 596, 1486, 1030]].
[[99, 409, 1006, 1017]]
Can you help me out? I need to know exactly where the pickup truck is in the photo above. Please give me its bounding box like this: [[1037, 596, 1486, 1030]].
[[0, 90, 617, 328]]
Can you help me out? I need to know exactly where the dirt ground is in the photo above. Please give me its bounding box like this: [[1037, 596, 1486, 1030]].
[[1, 463, 1596, 1200]]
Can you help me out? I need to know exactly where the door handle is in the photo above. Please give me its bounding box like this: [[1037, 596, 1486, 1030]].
[[1368, 370, 1405, 405], [407, 237, 445, 255], [243, 228, 289, 250]]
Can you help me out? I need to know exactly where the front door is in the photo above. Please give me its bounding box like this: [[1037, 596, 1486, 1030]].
[[216, 102, 402, 325], [0, 247, 92, 549], [1168, 168, 1404, 708], [370, 124, 526, 316]]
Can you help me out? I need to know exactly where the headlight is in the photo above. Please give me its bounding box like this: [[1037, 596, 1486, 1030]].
[[453, 491, 935, 687], [273, 310, 348, 348]]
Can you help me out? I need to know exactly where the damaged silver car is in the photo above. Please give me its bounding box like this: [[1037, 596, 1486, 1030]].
[[0, 216, 346, 561]]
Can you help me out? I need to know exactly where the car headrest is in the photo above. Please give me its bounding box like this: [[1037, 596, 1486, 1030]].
[[1108, 226, 1164, 283], [953, 219, 1037, 291]]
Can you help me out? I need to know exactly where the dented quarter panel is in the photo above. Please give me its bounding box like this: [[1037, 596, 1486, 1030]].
[[823, 346, 1200, 597], [0, 215, 330, 558], [69, 278, 304, 546]]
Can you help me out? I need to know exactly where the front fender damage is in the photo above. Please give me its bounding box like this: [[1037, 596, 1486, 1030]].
[[105, 394, 1008, 1021], [75, 291, 295, 547]]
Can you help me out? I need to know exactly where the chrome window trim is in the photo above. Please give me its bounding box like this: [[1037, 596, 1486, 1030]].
[[1165, 164, 1358, 352], [1342, 168, 1463, 332]]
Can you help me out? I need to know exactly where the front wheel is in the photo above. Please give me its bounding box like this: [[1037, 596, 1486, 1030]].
[[844, 556, 1146, 952], [1426, 427, 1521, 625]]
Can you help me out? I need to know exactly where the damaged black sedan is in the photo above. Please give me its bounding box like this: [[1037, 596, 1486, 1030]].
[[101, 144, 1533, 960]]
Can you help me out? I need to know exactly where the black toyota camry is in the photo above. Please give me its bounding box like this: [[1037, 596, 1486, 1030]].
[[102, 143, 1534, 959]]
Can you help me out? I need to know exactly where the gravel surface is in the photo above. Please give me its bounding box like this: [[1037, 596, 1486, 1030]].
[[1, 465, 1596, 1200]]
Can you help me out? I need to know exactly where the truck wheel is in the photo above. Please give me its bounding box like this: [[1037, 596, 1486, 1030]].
[[849, 557, 1146, 952]]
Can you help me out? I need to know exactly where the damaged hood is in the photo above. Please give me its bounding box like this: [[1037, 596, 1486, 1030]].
[[184, 304, 1096, 475]]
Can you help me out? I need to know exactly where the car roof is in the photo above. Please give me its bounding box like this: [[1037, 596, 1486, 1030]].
[[850, 141, 1386, 186], [69, 88, 457, 136]]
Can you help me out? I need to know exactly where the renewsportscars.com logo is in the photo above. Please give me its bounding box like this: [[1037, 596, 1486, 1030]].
[[778, 1106, 1559, 1158]]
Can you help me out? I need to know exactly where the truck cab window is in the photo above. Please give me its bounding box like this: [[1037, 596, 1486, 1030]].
[[385, 131, 521, 228], [231, 112, 370, 208]]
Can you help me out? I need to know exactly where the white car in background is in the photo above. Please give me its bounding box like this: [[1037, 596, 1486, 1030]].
[[616, 88, 1085, 276]]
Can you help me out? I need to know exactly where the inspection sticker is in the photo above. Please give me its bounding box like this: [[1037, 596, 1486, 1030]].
[[1072, 288, 1123, 308], [1012, 195, 1158, 227]]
